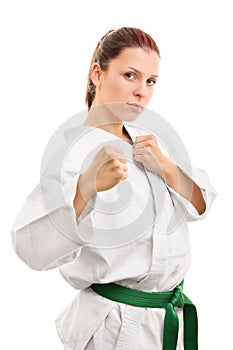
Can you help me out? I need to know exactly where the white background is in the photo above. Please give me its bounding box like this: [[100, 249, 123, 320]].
[[0, 0, 231, 348]]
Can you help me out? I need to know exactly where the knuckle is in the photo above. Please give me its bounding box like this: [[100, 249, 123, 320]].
[[102, 145, 113, 155], [112, 159, 120, 166], [116, 166, 123, 174], [102, 145, 109, 152]]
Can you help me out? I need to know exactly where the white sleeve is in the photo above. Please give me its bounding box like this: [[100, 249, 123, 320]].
[[166, 165, 217, 222], [10, 144, 97, 271]]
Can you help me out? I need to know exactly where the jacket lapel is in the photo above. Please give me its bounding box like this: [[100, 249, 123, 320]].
[[124, 123, 167, 221]]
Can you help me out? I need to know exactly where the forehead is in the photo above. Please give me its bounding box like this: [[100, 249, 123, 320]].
[[108, 47, 160, 74]]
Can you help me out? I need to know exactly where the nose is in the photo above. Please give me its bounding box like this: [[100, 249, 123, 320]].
[[133, 83, 146, 98]]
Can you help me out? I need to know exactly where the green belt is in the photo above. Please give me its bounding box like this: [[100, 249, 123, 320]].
[[90, 280, 198, 350]]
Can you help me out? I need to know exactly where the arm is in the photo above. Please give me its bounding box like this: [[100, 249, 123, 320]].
[[133, 134, 217, 221], [73, 172, 96, 218], [161, 157, 206, 215], [11, 148, 97, 271]]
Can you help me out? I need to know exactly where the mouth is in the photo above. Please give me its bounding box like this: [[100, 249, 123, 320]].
[[126, 103, 143, 110]]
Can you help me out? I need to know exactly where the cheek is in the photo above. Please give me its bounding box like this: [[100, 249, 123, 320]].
[[110, 82, 130, 100], [146, 89, 154, 100], [118, 81, 135, 95]]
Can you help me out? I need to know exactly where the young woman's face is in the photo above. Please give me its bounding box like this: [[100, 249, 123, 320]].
[[91, 47, 160, 121]]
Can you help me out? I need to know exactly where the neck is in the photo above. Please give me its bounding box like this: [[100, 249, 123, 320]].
[[84, 103, 125, 137]]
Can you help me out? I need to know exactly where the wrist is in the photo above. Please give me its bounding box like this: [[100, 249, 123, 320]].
[[160, 156, 179, 186], [78, 171, 96, 200]]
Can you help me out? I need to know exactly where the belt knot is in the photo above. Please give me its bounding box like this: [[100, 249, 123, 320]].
[[170, 285, 184, 308]]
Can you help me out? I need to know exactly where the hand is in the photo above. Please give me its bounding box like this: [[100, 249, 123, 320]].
[[84, 144, 128, 194], [133, 135, 166, 177]]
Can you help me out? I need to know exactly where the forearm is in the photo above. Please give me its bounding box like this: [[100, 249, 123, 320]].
[[73, 172, 96, 218], [161, 157, 206, 215]]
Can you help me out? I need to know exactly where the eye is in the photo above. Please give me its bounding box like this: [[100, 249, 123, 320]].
[[147, 79, 157, 86], [124, 72, 136, 80]]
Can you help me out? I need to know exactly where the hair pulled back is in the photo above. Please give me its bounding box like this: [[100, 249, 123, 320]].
[[85, 27, 161, 110]]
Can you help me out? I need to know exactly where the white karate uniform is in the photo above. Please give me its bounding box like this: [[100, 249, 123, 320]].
[[11, 123, 217, 350]]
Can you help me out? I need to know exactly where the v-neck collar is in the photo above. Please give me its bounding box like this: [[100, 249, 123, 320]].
[[93, 123, 136, 146], [64, 122, 137, 145]]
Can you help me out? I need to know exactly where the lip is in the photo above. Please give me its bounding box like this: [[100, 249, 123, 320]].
[[127, 103, 143, 110]]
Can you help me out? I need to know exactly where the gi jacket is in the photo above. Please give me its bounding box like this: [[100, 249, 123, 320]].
[[11, 123, 217, 350]]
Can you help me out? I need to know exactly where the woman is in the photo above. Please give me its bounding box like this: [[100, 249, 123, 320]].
[[11, 27, 217, 350]]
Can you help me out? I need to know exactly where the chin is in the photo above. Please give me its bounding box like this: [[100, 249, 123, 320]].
[[106, 102, 143, 122]]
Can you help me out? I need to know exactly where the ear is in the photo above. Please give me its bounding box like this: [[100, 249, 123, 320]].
[[91, 62, 103, 87]]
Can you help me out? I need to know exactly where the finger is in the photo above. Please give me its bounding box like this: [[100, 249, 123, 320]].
[[122, 164, 128, 172], [133, 154, 144, 163], [135, 135, 153, 143], [117, 157, 128, 164], [134, 142, 145, 148], [133, 149, 144, 156]]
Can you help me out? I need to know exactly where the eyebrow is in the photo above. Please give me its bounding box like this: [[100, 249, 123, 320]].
[[127, 66, 159, 78]]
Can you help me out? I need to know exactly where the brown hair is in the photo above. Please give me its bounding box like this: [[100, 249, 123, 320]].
[[85, 27, 161, 110]]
